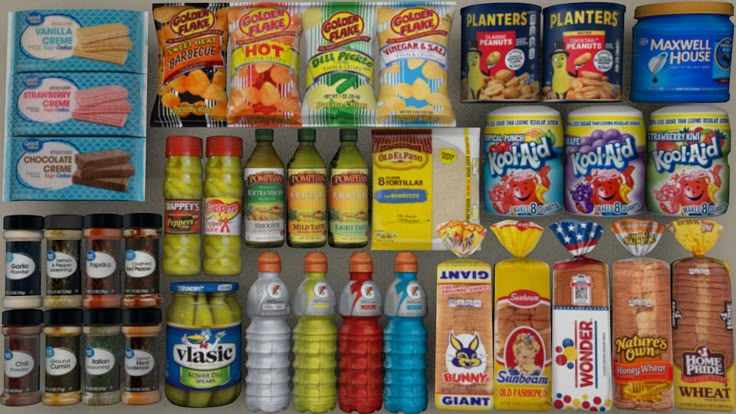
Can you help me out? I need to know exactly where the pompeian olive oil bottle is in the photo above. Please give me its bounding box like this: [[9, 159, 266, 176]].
[[244, 129, 285, 248], [287, 129, 327, 248], [329, 129, 369, 248]]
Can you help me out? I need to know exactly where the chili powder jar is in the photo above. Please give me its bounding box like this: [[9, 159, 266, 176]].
[[122, 308, 162, 405], [83, 214, 123, 309], [3, 215, 44, 309], [82, 308, 122, 405], [1, 309, 43, 406], [43, 309, 82, 406], [45, 215, 83, 309], [122, 214, 162, 308]]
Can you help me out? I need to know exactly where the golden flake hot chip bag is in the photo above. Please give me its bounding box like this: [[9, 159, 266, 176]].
[[228, 3, 302, 127], [302, 3, 377, 127], [376, 2, 456, 127], [152, 3, 229, 127]]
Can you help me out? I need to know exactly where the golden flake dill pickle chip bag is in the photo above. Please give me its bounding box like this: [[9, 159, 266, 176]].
[[376, 2, 456, 127], [228, 3, 302, 127], [152, 3, 230, 127], [302, 3, 376, 127]]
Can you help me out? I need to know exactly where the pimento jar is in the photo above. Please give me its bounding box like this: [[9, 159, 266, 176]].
[[44, 215, 83, 309], [122, 308, 162, 405], [43, 309, 82, 406], [3, 215, 44, 309], [83, 214, 123, 309], [122, 214, 162, 308], [1, 309, 43, 406]]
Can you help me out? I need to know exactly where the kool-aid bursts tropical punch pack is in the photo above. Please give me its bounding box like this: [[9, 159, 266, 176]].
[[550, 220, 612, 411], [490, 221, 551, 411], [669, 219, 734, 412]]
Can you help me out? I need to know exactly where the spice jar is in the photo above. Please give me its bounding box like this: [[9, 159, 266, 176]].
[[1, 309, 43, 406], [83, 214, 123, 309], [122, 308, 161, 405], [122, 214, 162, 308], [45, 215, 83, 309], [3, 215, 44, 309], [82, 308, 122, 406], [43, 309, 82, 406]]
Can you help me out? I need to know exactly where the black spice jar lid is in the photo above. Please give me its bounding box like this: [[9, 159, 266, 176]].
[[2, 309, 43, 326], [84, 214, 123, 229], [44, 309, 83, 326], [45, 214, 83, 230], [3, 215, 44, 231], [84, 308, 122, 326], [123, 213, 163, 229], [122, 308, 162, 326]]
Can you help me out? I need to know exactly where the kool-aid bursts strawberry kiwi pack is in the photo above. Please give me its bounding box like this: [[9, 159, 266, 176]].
[[484, 106, 563, 216], [565, 105, 646, 216], [647, 105, 730, 217]]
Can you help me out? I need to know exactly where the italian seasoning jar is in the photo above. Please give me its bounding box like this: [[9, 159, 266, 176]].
[[122, 214, 162, 308], [43, 309, 82, 406], [82, 309, 122, 406], [1, 309, 43, 407], [45, 215, 83, 309], [122, 308, 161, 405], [3, 215, 44, 309], [83, 214, 123, 309]]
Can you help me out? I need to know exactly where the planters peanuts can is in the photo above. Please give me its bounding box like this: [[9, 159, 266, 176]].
[[632, 2, 734, 103], [543, 2, 625, 101], [484, 106, 563, 216], [565, 106, 646, 216], [461, 3, 541, 102]]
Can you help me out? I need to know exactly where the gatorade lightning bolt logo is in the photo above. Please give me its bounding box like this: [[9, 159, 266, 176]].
[[350, 281, 377, 312], [267, 282, 283, 299], [314, 281, 329, 298]]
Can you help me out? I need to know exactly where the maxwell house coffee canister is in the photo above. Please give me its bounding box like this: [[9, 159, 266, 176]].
[[461, 3, 542, 102], [631, 2, 734, 103], [543, 2, 625, 101]]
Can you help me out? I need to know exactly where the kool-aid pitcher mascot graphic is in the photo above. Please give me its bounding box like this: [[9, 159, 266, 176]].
[[588, 165, 635, 207]]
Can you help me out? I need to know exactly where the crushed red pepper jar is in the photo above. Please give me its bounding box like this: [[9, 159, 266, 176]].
[[2, 309, 43, 406], [83, 214, 123, 309], [122, 214, 162, 308]]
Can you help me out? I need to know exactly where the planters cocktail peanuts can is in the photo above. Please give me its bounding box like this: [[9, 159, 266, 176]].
[[461, 3, 541, 102], [543, 2, 625, 101], [565, 106, 646, 216], [631, 2, 734, 103]]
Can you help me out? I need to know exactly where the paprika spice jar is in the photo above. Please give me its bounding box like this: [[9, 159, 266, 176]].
[[83, 214, 123, 309], [122, 308, 161, 405], [122, 214, 162, 308], [45, 215, 84, 309], [43, 309, 82, 406], [1, 309, 43, 406], [82, 308, 122, 405], [3, 215, 44, 309]]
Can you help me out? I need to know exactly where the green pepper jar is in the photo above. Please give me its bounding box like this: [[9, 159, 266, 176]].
[[203, 136, 243, 276]]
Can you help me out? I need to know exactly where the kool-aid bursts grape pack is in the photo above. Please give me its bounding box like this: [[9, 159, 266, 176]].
[[565, 106, 646, 216]]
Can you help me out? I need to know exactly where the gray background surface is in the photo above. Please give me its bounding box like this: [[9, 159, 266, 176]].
[[0, 0, 734, 413]]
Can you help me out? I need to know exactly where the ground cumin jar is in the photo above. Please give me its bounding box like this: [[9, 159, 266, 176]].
[[45, 215, 83, 309], [1, 309, 43, 407], [43, 309, 82, 406], [83, 214, 123, 309], [122, 213, 162, 308], [122, 308, 162, 405]]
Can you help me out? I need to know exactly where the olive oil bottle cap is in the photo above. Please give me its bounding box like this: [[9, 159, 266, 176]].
[[340, 129, 358, 142], [350, 252, 373, 273], [255, 129, 274, 142], [298, 128, 316, 142], [304, 251, 327, 273], [258, 252, 281, 273], [394, 252, 418, 273]]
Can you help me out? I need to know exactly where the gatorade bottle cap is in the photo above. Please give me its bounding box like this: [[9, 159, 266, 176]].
[[350, 252, 373, 273], [166, 136, 202, 157], [394, 252, 417, 273], [206, 135, 243, 158], [255, 129, 274, 142], [258, 252, 281, 272], [304, 251, 327, 273]]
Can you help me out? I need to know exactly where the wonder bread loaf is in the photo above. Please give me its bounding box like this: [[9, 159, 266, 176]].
[[550, 220, 612, 411], [490, 220, 551, 412], [610, 219, 672, 411], [669, 219, 734, 412]]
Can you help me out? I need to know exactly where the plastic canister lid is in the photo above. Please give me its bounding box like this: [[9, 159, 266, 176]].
[[3, 309, 43, 326], [650, 104, 729, 118], [394, 252, 418, 273], [45, 214, 83, 230], [122, 308, 162, 326], [84, 214, 122, 229], [206, 135, 243, 158], [258, 251, 281, 272], [3, 215, 44, 231], [568, 105, 643, 119], [166, 136, 203, 158], [304, 251, 328, 273], [544, 2, 626, 14], [44, 309, 83, 326], [83, 308, 122, 326], [123, 213, 163, 229], [340, 129, 358, 142], [255, 129, 274, 142], [170, 282, 239, 293], [350, 252, 373, 273], [635, 1, 734, 18], [462, 3, 541, 14], [298, 128, 317, 142]]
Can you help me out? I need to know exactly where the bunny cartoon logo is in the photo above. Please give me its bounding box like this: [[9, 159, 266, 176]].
[[443, 331, 489, 385], [450, 332, 482, 369]]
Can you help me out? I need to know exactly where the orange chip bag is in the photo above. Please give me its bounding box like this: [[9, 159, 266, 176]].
[[228, 3, 302, 127], [151, 3, 230, 127]]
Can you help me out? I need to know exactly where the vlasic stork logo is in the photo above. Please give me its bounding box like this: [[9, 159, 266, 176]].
[[239, 7, 291, 41], [319, 11, 369, 51], [388, 7, 445, 42], [171, 8, 215, 37]]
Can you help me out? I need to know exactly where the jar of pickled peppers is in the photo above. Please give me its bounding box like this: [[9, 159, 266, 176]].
[[83, 214, 123, 309], [203, 136, 243, 276], [163, 136, 203, 276]]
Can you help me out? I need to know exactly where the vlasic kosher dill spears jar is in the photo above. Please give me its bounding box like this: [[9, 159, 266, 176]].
[[166, 283, 241, 408], [631, 2, 734, 103]]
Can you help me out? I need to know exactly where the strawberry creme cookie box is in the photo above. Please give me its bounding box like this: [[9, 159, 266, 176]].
[[490, 220, 551, 411]]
